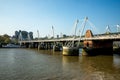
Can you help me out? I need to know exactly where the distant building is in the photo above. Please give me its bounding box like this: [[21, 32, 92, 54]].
[[29, 32, 33, 40], [14, 30, 33, 41]]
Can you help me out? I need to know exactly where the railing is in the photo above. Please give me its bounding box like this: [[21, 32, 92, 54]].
[[19, 34, 120, 43]]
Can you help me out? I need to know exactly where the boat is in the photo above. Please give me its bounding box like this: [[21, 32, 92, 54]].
[[3, 44, 21, 48]]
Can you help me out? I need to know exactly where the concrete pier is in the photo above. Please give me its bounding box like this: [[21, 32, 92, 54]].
[[83, 30, 113, 55], [63, 46, 79, 56]]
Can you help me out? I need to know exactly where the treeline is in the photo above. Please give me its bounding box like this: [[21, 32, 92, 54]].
[[0, 34, 11, 46]]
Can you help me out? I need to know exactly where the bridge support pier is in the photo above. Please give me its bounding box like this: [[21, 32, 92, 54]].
[[83, 40, 113, 55], [37, 42, 53, 50], [38, 43, 41, 50], [82, 30, 113, 56], [53, 42, 62, 51], [62, 44, 79, 56], [28, 43, 34, 48], [37, 43, 45, 50]]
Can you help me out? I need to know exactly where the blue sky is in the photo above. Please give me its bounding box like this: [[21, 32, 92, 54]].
[[0, 0, 120, 38]]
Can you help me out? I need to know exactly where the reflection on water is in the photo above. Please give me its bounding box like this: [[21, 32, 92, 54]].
[[0, 48, 120, 80], [62, 55, 119, 80], [113, 54, 120, 68]]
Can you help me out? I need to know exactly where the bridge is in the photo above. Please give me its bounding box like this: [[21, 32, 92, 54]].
[[19, 17, 120, 56], [20, 32, 120, 43], [19, 30, 120, 55]]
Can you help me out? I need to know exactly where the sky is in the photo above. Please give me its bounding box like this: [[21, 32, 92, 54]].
[[0, 0, 120, 38]]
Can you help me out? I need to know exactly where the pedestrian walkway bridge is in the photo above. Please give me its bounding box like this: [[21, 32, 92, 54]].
[[18, 17, 120, 56], [19, 32, 120, 43]]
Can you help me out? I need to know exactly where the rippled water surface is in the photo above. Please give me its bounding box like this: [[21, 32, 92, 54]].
[[0, 48, 120, 80]]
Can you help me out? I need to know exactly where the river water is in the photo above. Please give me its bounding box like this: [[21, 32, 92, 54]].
[[0, 48, 120, 80]]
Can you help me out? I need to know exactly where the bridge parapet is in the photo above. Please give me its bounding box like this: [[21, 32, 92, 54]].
[[19, 31, 120, 44]]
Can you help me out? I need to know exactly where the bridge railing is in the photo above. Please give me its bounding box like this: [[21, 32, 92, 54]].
[[19, 33, 120, 43]]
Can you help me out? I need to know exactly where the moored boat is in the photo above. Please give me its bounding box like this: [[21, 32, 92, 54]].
[[3, 44, 21, 48]]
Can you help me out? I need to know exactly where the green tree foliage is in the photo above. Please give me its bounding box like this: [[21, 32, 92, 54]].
[[0, 36, 4, 43], [0, 34, 11, 44]]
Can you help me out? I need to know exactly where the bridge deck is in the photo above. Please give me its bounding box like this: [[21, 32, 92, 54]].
[[19, 34, 120, 43]]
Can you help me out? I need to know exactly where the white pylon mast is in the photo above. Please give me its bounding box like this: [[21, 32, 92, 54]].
[[77, 17, 88, 47], [19, 32, 22, 41], [52, 26, 54, 38], [37, 30, 40, 40], [72, 19, 79, 47], [74, 19, 79, 38], [116, 24, 120, 32], [106, 25, 111, 33], [19, 32, 22, 46]]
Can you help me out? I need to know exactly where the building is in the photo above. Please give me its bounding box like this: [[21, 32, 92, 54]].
[[14, 30, 33, 41]]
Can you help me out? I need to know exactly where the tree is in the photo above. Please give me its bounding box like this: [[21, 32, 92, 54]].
[[3, 34, 11, 44], [0, 34, 11, 44], [4, 38, 11, 44], [0, 36, 4, 43]]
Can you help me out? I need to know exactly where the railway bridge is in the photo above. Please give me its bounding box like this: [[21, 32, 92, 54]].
[[19, 17, 120, 55], [19, 30, 120, 55]]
